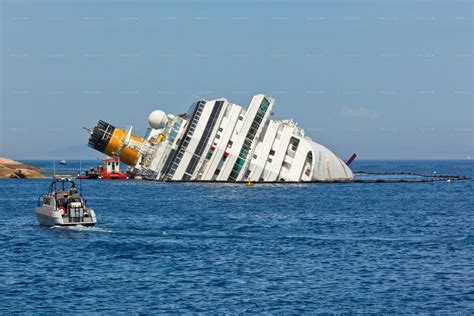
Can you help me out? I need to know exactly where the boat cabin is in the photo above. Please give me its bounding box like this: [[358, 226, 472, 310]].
[[100, 157, 120, 174]]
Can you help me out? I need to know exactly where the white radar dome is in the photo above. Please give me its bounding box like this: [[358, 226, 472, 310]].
[[148, 110, 167, 129]]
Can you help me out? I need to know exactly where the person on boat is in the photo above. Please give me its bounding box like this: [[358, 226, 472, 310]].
[[57, 198, 67, 215]]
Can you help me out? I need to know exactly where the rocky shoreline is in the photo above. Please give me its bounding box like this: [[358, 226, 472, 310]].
[[0, 158, 46, 179]]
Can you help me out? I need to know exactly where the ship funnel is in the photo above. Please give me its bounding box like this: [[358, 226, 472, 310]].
[[87, 120, 145, 166]]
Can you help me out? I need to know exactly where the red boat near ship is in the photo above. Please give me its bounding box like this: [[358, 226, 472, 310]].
[[77, 157, 129, 180]]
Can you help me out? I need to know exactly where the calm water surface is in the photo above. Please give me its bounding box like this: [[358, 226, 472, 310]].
[[0, 160, 473, 313]]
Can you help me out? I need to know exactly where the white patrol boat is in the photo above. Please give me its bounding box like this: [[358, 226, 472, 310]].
[[35, 177, 96, 227]]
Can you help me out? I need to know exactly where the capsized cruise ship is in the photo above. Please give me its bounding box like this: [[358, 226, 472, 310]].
[[87, 94, 354, 182]]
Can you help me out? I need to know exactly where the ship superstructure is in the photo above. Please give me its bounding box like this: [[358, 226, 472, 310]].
[[87, 94, 353, 182]]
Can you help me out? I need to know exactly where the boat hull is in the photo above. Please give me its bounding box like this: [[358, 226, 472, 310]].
[[35, 208, 96, 227], [76, 174, 99, 180], [99, 173, 128, 180]]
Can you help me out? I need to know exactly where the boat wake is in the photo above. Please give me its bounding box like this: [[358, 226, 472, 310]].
[[49, 225, 113, 233]]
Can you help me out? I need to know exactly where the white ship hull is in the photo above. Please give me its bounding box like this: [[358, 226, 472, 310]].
[[87, 94, 353, 182]]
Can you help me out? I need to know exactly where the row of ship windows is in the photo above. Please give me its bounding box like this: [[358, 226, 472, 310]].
[[186, 103, 224, 176], [228, 99, 270, 180], [207, 149, 275, 165], [210, 149, 285, 179], [205, 137, 234, 164], [210, 142, 294, 177], [210, 163, 281, 181], [249, 153, 274, 163], [167, 121, 183, 142], [167, 103, 204, 177], [242, 169, 274, 181]]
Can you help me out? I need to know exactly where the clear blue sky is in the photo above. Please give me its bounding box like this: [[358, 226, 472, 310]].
[[1, 0, 472, 159]]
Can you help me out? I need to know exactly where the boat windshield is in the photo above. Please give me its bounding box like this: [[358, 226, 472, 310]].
[[49, 178, 77, 194]]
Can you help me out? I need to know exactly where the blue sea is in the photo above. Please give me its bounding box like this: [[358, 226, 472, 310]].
[[0, 160, 472, 313]]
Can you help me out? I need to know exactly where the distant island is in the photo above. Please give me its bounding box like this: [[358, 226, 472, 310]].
[[0, 158, 46, 179]]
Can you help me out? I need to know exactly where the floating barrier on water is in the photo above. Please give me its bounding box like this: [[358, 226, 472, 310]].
[[153, 171, 470, 184], [353, 171, 470, 183]]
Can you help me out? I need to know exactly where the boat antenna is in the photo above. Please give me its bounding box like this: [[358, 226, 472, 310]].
[[79, 159, 83, 194]]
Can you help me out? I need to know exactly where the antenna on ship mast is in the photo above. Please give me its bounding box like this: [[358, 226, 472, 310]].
[[82, 126, 92, 135], [79, 159, 83, 194]]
